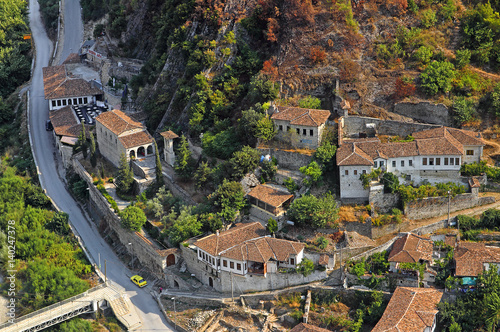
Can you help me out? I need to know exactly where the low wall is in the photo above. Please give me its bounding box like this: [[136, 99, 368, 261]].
[[257, 148, 313, 171], [341, 219, 373, 239], [372, 221, 411, 239], [369, 188, 399, 214], [404, 193, 496, 220], [342, 116, 440, 138], [72, 157, 168, 275], [393, 101, 451, 126]]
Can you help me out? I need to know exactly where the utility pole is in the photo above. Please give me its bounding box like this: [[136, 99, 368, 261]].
[[104, 260, 107, 283], [171, 297, 176, 330], [447, 190, 451, 226]]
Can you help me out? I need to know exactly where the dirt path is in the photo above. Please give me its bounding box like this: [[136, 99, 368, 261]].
[[375, 192, 500, 245]]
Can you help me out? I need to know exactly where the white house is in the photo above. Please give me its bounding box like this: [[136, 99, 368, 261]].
[[271, 106, 330, 149], [337, 126, 485, 201], [95, 109, 155, 167], [43, 64, 103, 111], [193, 222, 304, 281]]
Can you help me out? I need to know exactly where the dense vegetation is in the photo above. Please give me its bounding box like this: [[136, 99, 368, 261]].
[[456, 208, 500, 240], [0, 165, 91, 314]]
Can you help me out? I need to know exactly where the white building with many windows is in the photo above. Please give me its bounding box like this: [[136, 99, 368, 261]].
[[337, 126, 485, 201]]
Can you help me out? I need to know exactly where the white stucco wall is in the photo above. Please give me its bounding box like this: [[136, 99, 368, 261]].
[[220, 257, 247, 275], [339, 165, 371, 199], [463, 145, 483, 164]]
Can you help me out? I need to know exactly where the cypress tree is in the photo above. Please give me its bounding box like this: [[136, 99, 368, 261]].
[[154, 140, 163, 186], [90, 131, 97, 168]]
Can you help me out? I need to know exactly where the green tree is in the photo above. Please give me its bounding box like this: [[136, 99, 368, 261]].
[[255, 116, 277, 142], [115, 153, 134, 194], [154, 140, 163, 186], [287, 194, 339, 229], [299, 161, 322, 187], [89, 131, 97, 168], [414, 46, 433, 65], [78, 123, 88, 158], [453, 97, 477, 125], [420, 61, 456, 95], [210, 179, 245, 222], [382, 172, 399, 193], [120, 205, 147, 231], [267, 217, 278, 234], [297, 257, 315, 276], [420, 8, 437, 28], [166, 206, 202, 246], [260, 160, 278, 182], [45, 211, 70, 236], [491, 83, 500, 117], [315, 236, 328, 250], [200, 212, 222, 233], [175, 135, 194, 179], [314, 141, 337, 172], [298, 96, 321, 109], [455, 49, 471, 69], [248, 75, 279, 103], [228, 146, 260, 179], [284, 177, 298, 194], [486, 293, 500, 331], [194, 161, 213, 189], [237, 108, 265, 146]]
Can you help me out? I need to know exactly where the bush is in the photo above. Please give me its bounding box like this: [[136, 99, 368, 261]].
[[120, 205, 147, 231], [287, 194, 339, 229], [455, 49, 471, 69], [420, 9, 437, 28], [284, 177, 298, 194], [315, 236, 329, 250], [420, 61, 456, 95], [297, 258, 315, 276], [452, 97, 477, 125]]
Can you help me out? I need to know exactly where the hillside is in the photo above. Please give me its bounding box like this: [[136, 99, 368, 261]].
[[80, 0, 500, 141]]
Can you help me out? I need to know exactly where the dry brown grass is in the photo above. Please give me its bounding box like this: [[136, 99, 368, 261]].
[[338, 205, 369, 223]]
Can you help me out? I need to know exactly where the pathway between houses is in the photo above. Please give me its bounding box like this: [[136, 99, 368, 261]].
[[374, 191, 500, 246]]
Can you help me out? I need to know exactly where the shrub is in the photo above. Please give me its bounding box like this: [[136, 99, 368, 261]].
[[300, 161, 323, 187], [393, 77, 417, 100], [267, 218, 278, 234], [297, 258, 315, 276], [287, 194, 339, 229], [452, 97, 477, 125], [284, 177, 298, 194], [420, 9, 437, 28], [420, 61, 456, 95], [414, 46, 433, 65], [309, 46, 327, 64], [315, 236, 329, 250], [120, 205, 147, 232]]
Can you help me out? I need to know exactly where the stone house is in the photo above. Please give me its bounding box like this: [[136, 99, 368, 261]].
[[454, 242, 500, 286], [372, 287, 443, 332], [336, 126, 485, 201], [388, 233, 433, 273], [183, 222, 312, 291], [246, 184, 293, 224], [43, 64, 103, 111], [271, 106, 330, 149], [95, 109, 155, 168]]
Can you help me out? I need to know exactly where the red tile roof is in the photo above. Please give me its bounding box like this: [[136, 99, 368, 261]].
[[454, 242, 500, 277], [119, 131, 154, 149], [49, 106, 91, 138], [388, 233, 433, 263], [247, 184, 293, 208], [372, 287, 443, 332], [96, 109, 143, 135], [271, 106, 330, 127], [42, 65, 102, 100], [336, 143, 373, 166], [160, 130, 179, 140], [220, 237, 305, 262], [412, 127, 484, 146], [194, 222, 267, 256], [290, 323, 331, 332]]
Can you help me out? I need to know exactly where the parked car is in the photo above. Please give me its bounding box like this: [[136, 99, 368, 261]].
[[131, 275, 147, 287], [45, 120, 53, 131]]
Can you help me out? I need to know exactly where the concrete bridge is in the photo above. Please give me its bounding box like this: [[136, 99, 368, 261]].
[[0, 282, 142, 332]]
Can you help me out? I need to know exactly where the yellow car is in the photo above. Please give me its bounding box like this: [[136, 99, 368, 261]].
[[131, 275, 147, 287]]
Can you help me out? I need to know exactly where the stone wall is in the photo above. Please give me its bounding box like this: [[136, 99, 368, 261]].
[[341, 219, 373, 239], [369, 188, 400, 214], [257, 148, 313, 171], [393, 101, 452, 126], [350, 235, 401, 262], [371, 221, 411, 239], [404, 192, 496, 220], [72, 157, 168, 275], [342, 116, 440, 138]]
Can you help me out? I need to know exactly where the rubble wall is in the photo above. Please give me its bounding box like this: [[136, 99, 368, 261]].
[[342, 116, 440, 137], [393, 101, 452, 126]]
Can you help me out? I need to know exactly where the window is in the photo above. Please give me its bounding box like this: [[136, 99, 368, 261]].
[[57, 100, 62, 106], [392, 160, 396, 167], [362, 170, 366, 174], [279, 125, 283, 131], [51, 101, 56, 107], [444, 158, 448, 165], [230, 262, 234, 269], [466, 150, 474, 155], [374, 161, 378, 168], [345, 170, 349, 176], [287, 126, 290, 131], [68, 99, 72, 105], [456, 158, 460, 165], [198, 251, 201, 258], [237, 263, 241, 270], [423, 158, 427, 165], [296, 128, 300, 135], [303, 129, 307, 136], [83, 97, 88, 104], [244, 263, 247, 270], [436, 158, 440, 166], [290, 258, 295, 265], [380, 161, 384, 167], [62, 99, 67, 106], [73, 98, 77, 104], [354, 170, 358, 175], [450, 158, 454, 165], [78, 97, 83, 104], [429, 158, 434, 166], [401, 160, 405, 167], [310, 129, 313, 136], [409, 160, 413, 167]]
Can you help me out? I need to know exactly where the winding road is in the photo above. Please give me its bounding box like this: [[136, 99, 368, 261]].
[[27, 0, 173, 330]]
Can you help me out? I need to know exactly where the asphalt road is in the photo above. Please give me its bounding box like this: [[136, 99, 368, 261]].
[[27, 0, 173, 330], [59, 0, 83, 64]]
